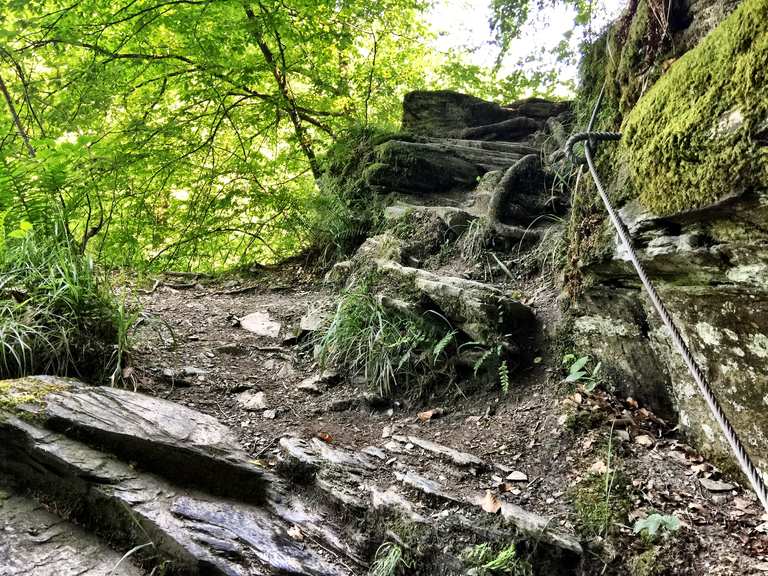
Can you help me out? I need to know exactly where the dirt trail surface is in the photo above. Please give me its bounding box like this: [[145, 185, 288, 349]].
[[128, 265, 768, 575]]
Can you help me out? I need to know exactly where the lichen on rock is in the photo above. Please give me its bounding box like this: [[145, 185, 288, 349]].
[[621, 0, 768, 215]]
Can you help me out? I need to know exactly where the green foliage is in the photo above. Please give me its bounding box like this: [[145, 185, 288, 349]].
[[0, 0, 555, 273], [633, 513, 680, 543], [0, 222, 134, 383], [465, 342, 511, 395], [463, 542, 532, 575], [562, 353, 602, 391], [316, 276, 456, 397], [572, 431, 633, 537], [0, 0, 438, 271], [621, 0, 768, 215], [369, 542, 409, 576]]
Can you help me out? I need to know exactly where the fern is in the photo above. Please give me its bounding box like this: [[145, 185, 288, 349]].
[[432, 330, 457, 361], [498, 361, 510, 395]]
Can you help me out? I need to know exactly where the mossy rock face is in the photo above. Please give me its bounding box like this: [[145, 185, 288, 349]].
[[621, 0, 768, 215], [0, 377, 70, 416]]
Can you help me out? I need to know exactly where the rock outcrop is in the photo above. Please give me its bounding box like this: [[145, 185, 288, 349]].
[[569, 0, 768, 473], [0, 375, 583, 575]]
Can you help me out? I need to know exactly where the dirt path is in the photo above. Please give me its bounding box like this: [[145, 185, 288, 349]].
[[129, 265, 768, 575]]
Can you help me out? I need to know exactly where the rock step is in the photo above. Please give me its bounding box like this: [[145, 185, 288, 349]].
[[277, 434, 583, 575], [422, 136, 539, 156], [383, 201, 477, 230], [382, 139, 527, 172], [374, 259, 536, 349], [366, 138, 533, 195], [0, 486, 143, 576], [6, 376, 270, 504]]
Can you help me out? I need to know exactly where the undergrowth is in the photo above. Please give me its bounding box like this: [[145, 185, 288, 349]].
[[369, 542, 409, 576], [316, 275, 456, 397], [309, 126, 395, 264], [571, 432, 634, 537], [462, 542, 533, 575], [0, 222, 136, 384]]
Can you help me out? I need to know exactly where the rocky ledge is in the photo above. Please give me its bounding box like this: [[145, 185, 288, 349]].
[[0, 375, 583, 575]]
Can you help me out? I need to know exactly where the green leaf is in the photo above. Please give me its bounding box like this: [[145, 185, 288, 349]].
[[570, 356, 590, 374], [633, 513, 680, 540], [565, 371, 587, 382]]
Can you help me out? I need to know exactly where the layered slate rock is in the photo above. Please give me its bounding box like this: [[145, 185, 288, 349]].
[[0, 377, 356, 576], [402, 91, 571, 140], [0, 488, 143, 576], [6, 376, 270, 503], [375, 259, 536, 350], [277, 432, 583, 575]]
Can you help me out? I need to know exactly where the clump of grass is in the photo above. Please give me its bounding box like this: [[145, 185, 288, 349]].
[[571, 464, 633, 538], [369, 542, 409, 576], [463, 542, 532, 575], [460, 216, 490, 262], [0, 225, 136, 384], [316, 277, 456, 397]]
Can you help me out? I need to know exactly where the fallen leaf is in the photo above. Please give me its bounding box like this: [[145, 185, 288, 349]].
[[690, 463, 711, 474], [588, 460, 608, 475], [733, 497, 753, 510], [315, 431, 333, 443], [626, 397, 638, 409], [287, 525, 304, 541], [506, 471, 528, 482], [417, 408, 445, 422], [478, 490, 502, 514]]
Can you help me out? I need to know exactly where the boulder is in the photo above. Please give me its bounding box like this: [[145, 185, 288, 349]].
[[374, 260, 535, 350]]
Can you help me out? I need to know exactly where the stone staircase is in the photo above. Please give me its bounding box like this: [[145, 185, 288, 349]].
[[0, 91, 582, 575]]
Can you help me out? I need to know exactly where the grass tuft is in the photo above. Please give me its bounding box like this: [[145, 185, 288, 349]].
[[369, 542, 408, 576], [0, 226, 136, 384], [316, 276, 455, 397]]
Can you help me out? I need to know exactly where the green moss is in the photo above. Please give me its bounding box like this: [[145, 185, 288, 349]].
[[0, 377, 68, 414], [570, 468, 634, 537], [629, 546, 660, 576], [622, 0, 768, 215]]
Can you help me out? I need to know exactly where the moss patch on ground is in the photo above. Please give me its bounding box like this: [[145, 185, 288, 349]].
[[570, 466, 634, 537], [621, 0, 768, 215]]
